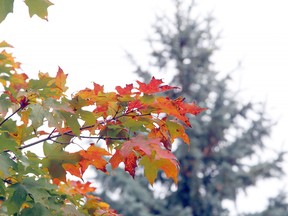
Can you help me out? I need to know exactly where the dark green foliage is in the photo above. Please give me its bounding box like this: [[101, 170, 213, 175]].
[[95, 1, 286, 215]]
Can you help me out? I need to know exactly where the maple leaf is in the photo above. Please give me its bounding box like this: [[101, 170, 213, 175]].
[[109, 150, 138, 178], [120, 135, 161, 157], [109, 150, 123, 169], [149, 127, 172, 150], [109, 135, 178, 181], [124, 152, 137, 177], [55, 67, 68, 92], [0, 41, 13, 48], [115, 84, 134, 95], [139, 155, 178, 185], [10, 72, 28, 91], [154, 97, 206, 127], [59, 180, 96, 196], [137, 76, 178, 94], [0, 0, 14, 23], [24, 0, 53, 20], [62, 163, 81, 178], [93, 82, 104, 95], [149, 120, 190, 149], [166, 120, 190, 144], [79, 144, 111, 173], [127, 99, 145, 113], [75, 88, 96, 104], [182, 101, 208, 115], [43, 142, 81, 182]]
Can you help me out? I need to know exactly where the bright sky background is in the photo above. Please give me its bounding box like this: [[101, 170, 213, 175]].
[[0, 0, 288, 214]]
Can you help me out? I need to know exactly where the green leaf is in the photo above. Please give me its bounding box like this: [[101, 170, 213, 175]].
[[139, 155, 158, 185], [139, 154, 179, 185], [22, 177, 56, 206], [20, 202, 51, 216], [24, 0, 53, 20], [0, 152, 17, 179], [0, 133, 18, 152], [43, 142, 81, 181], [61, 111, 81, 136], [45, 111, 63, 131], [43, 98, 74, 113], [78, 110, 96, 126], [121, 116, 153, 133], [61, 204, 85, 216], [166, 120, 190, 144], [6, 184, 27, 215], [23, 152, 46, 176], [28, 104, 46, 130], [0, 94, 12, 117], [0, 178, 6, 196], [0, 0, 14, 23]]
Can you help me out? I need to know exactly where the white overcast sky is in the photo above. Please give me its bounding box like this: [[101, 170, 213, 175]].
[[0, 0, 288, 214]]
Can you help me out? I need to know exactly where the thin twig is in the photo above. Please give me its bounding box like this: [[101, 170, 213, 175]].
[[64, 133, 129, 140], [0, 106, 22, 127], [47, 128, 56, 139]]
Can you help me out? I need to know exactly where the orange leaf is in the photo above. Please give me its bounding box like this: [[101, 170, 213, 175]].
[[62, 163, 81, 178], [55, 67, 68, 92], [20, 109, 31, 125], [93, 82, 104, 95], [0, 41, 13, 48], [110, 150, 124, 169], [10, 72, 28, 90], [182, 101, 208, 115], [72, 181, 95, 195], [149, 127, 172, 150], [79, 144, 110, 173], [59, 180, 96, 196]]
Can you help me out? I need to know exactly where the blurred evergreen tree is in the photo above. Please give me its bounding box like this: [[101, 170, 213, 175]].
[[95, 1, 286, 215]]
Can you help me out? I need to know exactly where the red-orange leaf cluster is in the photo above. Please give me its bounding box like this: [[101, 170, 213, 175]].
[[0, 43, 206, 216]]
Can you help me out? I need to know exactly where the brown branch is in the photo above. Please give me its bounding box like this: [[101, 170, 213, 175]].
[[2, 111, 151, 153]]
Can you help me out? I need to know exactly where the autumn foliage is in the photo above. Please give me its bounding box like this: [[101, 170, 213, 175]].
[[0, 40, 206, 215]]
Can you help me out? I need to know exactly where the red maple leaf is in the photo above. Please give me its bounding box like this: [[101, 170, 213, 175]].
[[93, 82, 104, 95], [127, 100, 145, 113], [154, 97, 206, 127], [136, 76, 178, 94], [115, 84, 133, 95], [124, 152, 137, 178]]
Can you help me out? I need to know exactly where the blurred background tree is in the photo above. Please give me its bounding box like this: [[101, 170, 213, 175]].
[[94, 0, 287, 215]]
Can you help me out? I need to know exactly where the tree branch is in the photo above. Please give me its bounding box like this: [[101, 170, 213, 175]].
[[2, 111, 151, 153]]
